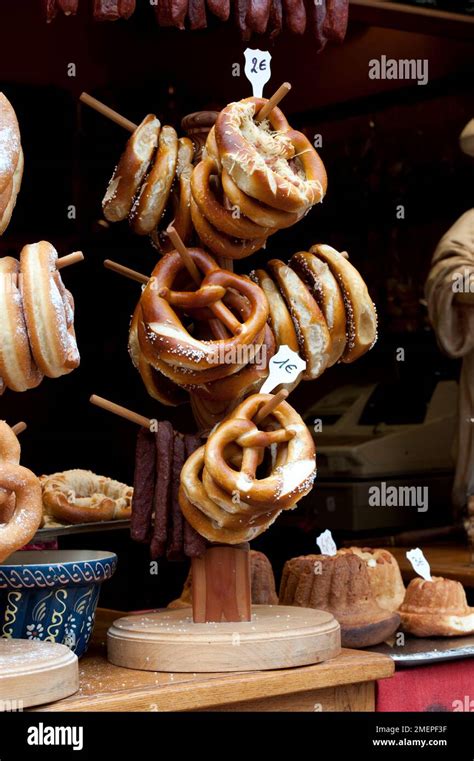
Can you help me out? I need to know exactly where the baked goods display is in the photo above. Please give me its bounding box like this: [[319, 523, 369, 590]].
[[0, 422, 42, 563], [179, 392, 316, 543], [169, 549, 278, 608], [0, 93, 23, 236], [0, 242, 80, 393], [40, 469, 133, 525], [279, 551, 400, 647], [399, 576, 474, 638], [339, 547, 405, 613], [131, 424, 206, 559], [42, 0, 349, 46]]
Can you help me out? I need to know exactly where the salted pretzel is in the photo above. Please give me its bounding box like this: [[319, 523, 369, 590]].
[[0, 422, 21, 524], [20, 241, 80, 378], [310, 244, 378, 363], [204, 393, 315, 509], [139, 248, 269, 372], [130, 125, 178, 235], [191, 157, 270, 240], [0, 463, 42, 563], [190, 196, 267, 259], [268, 259, 332, 380], [41, 469, 133, 524], [290, 251, 347, 366], [129, 304, 187, 405], [221, 168, 300, 230], [171, 137, 194, 245], [252, 268, 299, 354], [102, 114, 161, 222], [203, 126, 221, 169], [215, 97, 327, 213], [0, 257, 43, 392]]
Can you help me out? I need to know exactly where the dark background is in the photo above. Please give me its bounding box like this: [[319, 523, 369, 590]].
[[0, 0, 473, 609]]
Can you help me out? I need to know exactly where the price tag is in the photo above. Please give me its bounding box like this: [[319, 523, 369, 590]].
[[406, 548, 432, 581], [316, 529, 337, 557], [244, 48, 272, 98], [260, 346, 306, 394]]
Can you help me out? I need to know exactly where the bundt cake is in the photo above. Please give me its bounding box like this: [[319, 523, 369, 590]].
[[399, 576, 474, 637], [169, 549, 278, 609], [339, 547, 405, 613], [279, 552, 400, 648]]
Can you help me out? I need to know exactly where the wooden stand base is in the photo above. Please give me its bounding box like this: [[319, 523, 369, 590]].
[[0, 639, 79, 708], [107, 605, 341, 673]]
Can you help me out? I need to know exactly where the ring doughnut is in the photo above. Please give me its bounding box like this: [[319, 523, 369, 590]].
[[190, 195, 267, 259], [0, 257, 43, 391], [290, 250, 347, 366], [130, 124, 178, 235], [310, 244, 378, 362], [221, 168, 299, 230], [0, 463, 42, 563], [215, 97, 327, 213], [191, 157, 270, 239], [268, 259, 331, 380], [102, 114, 161, 222], [20, 241, 80, 378]]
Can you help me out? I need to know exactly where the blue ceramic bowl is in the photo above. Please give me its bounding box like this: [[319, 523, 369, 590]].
[[0, 550, 117, 657]]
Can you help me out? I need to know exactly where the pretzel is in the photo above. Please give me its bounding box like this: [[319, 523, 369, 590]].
[[290, 251, 347, 366], [130, 125, 178, 235], [0, 148, 23, 235], [221, 168, 299, 230], [102, 114, 160, 222], [139, 248, 269, 372], [191, 157, 270, 240], [0, 257, 43, 392], [0, 421, 21, 524], [171, 137, 194, 245], [20, 241, 80, 378], [252, 268, 299, 353], [310, 244, 377, 362], [190, 196, 267, 259], [0, 94, 21, 196], [129, 304, 187, 405], [215, 97, 327, 213], [268, 259, 331, 379], [203, 126, 221, 169], [0, 463, 42, 563], [41, 469, 132, 524], [204, 393, 315, 509]]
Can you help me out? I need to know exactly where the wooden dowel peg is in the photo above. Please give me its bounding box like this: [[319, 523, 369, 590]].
[[12, 422, 27, 436], [80, 92, 138, 133], [340, 250, 349, 260], [166, 226, 201, 286], [255, 82, 292, 123], [56, 252, 84, 270], [104, 259, 149, 285], [89, 395, 151, 429], [255, 389, 289, 424]]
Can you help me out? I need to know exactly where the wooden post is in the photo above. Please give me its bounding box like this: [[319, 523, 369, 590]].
[[192, 544, 251, 623]]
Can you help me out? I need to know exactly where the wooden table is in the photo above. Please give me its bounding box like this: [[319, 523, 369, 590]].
[[31, 609, 394, 713], [387, 545, 474, 588]]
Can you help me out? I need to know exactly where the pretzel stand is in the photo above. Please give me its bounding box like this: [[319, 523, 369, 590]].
[[84, 91, 341, 673]]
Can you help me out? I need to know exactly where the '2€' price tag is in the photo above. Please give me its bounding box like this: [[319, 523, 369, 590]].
[[260, 346, 306, 394], [406, 548, 432, 581], [244, 49, 272, 98], [317, 529, 337, 557]]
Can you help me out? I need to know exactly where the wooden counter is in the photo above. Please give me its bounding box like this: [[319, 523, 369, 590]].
[[387, 545, 474, 588], [31, 609, 394, 713]]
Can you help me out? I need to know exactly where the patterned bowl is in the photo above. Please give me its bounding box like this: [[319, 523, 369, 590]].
[[0, 550, 117, 657]]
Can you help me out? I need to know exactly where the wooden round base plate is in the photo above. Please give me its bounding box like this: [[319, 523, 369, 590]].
[[107, 605, 341, 673], [0, 639, 79, 708]]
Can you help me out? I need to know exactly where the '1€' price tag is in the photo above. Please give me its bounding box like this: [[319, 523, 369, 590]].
[[406, 548, 432, 581], [244, 49, 272, 98], [317, 529, 337, 557], [260, 345, 306, 394]]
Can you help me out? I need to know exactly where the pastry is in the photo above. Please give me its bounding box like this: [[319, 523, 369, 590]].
[[41, 469, 133, 524], [339, 547, 405, 613], [0, 463, 43, 563], [279, 552, 400, 648], [130, 124, 178, 235], [399, 576, 474, 637], [0, 93, 23, 235]]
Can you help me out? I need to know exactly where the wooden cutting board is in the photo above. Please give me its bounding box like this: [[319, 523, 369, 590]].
[[0, 639, 79, 708], [107, 605, 341, 673]]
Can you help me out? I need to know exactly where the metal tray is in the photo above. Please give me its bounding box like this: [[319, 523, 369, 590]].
[[32, 520, 130, 542], [369, 634, 474, 667]]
